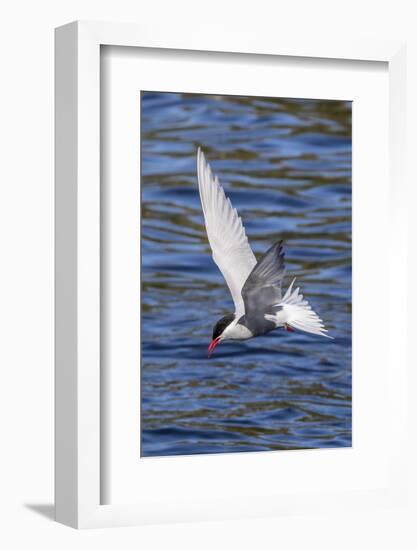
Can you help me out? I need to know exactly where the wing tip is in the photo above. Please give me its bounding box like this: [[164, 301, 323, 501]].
[[197, 146, 206, 168], [197, 146, 204, 172]]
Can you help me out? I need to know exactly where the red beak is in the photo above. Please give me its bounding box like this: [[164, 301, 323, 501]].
[[207, 337, 221, 358]]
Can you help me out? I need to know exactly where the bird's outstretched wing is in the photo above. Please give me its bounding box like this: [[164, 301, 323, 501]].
[[197, 148, 256, 318], [241, 240, 286, 315]]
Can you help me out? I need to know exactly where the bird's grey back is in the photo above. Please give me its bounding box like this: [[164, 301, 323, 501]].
[[241, 240, 286, 316]]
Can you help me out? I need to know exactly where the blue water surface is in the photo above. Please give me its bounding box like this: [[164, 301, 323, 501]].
[[141, 92, 352, 457]]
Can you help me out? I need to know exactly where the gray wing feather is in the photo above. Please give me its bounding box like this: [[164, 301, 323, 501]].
[[241, 240, 286, 314]]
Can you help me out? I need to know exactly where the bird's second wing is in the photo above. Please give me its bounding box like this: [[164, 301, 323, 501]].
[[241, 240, 286, 315], [197, 148, 257, 318]]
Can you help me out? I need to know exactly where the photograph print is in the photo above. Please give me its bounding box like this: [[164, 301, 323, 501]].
[[141, 91, 352, 457]]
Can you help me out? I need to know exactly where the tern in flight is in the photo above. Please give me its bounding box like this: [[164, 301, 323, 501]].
[[197, 148, 331, 357]]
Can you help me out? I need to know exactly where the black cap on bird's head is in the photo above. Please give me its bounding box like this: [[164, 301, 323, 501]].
[[208, 313, 235, 357]]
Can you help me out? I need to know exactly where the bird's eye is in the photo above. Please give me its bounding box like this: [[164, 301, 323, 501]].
[[212, 314, 234, 340], [212, 324, 222, 340]]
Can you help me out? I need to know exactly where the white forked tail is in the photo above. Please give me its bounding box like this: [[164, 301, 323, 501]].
[[278, 279, 332, 338]]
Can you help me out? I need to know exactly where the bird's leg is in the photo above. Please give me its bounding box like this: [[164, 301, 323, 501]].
[[284, 323, 294, 332]]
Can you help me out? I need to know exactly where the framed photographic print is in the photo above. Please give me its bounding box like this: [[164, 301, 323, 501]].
[[55, 21, 407, 528]]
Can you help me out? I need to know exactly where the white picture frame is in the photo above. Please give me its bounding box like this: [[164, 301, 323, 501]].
[[55, 20, 407, 529]]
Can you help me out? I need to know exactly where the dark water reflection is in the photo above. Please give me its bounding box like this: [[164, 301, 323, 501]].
[[141, 92, 352, 457]]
